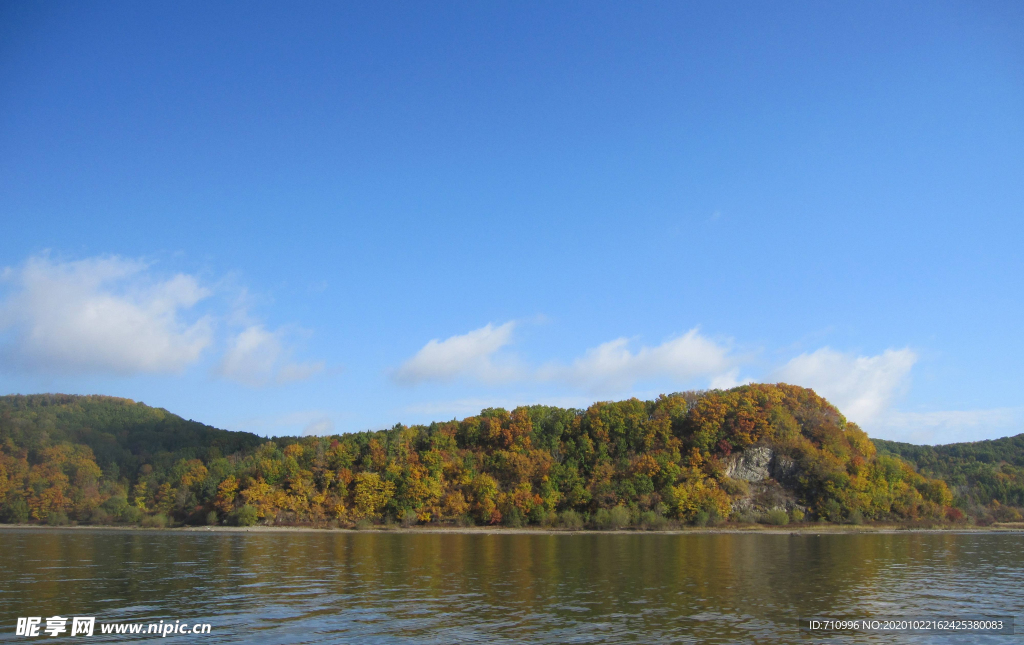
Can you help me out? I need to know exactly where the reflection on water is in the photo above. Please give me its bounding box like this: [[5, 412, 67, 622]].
[[0, 529, 1021, 643]]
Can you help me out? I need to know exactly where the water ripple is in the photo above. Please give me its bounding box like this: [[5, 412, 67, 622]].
[[0, 530, 1021, 643]]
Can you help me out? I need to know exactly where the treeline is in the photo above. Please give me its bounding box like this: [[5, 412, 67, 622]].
[[0, 386, 989, 529], [874, 435, 1024, 523]]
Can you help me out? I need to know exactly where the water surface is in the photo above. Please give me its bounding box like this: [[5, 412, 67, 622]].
[[0, 528, 1020, 643]]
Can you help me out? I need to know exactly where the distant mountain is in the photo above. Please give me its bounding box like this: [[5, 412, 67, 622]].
[[0, 386, 1010, 528]]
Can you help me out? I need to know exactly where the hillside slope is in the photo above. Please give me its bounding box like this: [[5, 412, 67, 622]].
[[0, 394, 264, 477], [0, 386, 971, 527], [874, 434, 1024, 522]]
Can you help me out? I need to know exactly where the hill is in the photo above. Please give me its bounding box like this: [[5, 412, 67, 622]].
[[0, 394, 264, 479], [0, 386, 986, 528], [0, 394, 263, 524], [874, 434, 1024, 522]]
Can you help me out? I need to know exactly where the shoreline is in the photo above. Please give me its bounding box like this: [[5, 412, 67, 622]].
[[2, 523, 1022, 535]]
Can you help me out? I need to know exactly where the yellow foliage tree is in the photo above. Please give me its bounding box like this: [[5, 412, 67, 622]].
[[352, 472, 395, 520], [671, 476, 731, 521], [178, 459, 209, 488], [215, 476, 239, 513]]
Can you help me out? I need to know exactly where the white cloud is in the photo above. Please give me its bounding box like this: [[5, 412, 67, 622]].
[[394, 322, 520, 384], [0, 254, 212, 374], [394, 324, 738, 393], [542, 328, 736, 393], [218, 325, 324, 387], [775, 347, 917, 424], [710, 368, 749, 390], [230, 410, 337, 437], [0, 253, 324, 386], [302, 417, 336, 436]]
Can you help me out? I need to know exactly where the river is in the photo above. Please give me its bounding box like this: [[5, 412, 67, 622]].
[[0, 528, 1020, 643]]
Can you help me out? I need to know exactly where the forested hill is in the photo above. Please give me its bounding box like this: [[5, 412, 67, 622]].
[[0, 386, 1011, 528], [874, 434, 1024, 519], [0, 394, 263, 483]]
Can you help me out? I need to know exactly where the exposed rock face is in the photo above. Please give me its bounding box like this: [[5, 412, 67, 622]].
[[724, 446, 773, 481], [770, 455, 798, 483], [724, 446, 806, 517]]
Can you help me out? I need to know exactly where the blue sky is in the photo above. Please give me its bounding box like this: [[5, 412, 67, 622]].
[[1, 1, 1021, 443]]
